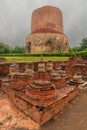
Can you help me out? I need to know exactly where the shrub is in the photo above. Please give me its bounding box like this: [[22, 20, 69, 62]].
[[0, 51, 87, 57]]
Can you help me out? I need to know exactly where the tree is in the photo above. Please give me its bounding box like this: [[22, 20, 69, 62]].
[[80, 37, 87, 50], [69, 46, 80, 52], [0, 42, 12, 54], [12, 46, 25, 53], [69, 37, 87, 52]]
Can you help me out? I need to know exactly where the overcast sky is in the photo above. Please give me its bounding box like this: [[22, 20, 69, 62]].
[[0, 0, 87, 47]]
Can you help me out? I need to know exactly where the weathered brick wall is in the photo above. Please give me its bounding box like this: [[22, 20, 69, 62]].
[[0, 63, 10, 76], [0, 63, 27, 76], [0, 61, 66, 76], [31, 6, 63, 34]]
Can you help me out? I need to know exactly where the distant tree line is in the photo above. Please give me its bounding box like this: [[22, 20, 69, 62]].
[[69, 37, 87, 52], [0, 42, 25, 54], [0, 37, 87, 54]]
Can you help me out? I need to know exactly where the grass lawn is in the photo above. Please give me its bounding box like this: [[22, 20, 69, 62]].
[[4, 56, 69, 62]]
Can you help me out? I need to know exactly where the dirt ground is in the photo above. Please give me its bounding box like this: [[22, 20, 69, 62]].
[[0, 88, 87, 130], [40, 90, 87, 130]]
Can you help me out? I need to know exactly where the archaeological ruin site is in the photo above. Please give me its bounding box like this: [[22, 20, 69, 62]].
[[0, 5, 87, 130]]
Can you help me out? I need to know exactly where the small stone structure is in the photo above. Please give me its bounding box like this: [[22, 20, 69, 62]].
[[26, 6, 69, 53]]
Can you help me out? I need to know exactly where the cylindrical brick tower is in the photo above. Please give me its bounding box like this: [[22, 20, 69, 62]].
[[31, 6, 63, 34], [25, 6, 69, 53]]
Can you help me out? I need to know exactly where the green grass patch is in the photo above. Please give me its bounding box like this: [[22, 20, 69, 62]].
[[3, 56, 69, 62]]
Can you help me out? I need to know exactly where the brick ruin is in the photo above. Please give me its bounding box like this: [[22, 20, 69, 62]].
[[0, 57, 87, 125], [25, 6, 69, 53]]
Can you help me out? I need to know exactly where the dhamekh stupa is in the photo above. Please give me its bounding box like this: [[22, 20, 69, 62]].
[[25, 6, 69, 53]]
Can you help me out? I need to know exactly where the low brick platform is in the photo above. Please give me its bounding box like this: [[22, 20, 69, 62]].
[[1, 57, 87, 125], [1, 75, 80, 125]]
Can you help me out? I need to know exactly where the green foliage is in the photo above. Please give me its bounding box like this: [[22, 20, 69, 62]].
[[0, 42, 25, 54], [69, 46, 81, 52], [0, 51, 87, 57], [80, 37, 87, 50], [75, 50, 87, 57], [12, 46, 25, 53], [69, 37, 87, 52], [0, 42, 12, 54]]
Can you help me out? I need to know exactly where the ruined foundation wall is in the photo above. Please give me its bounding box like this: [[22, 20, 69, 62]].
[[0, 61, 65, 76]]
